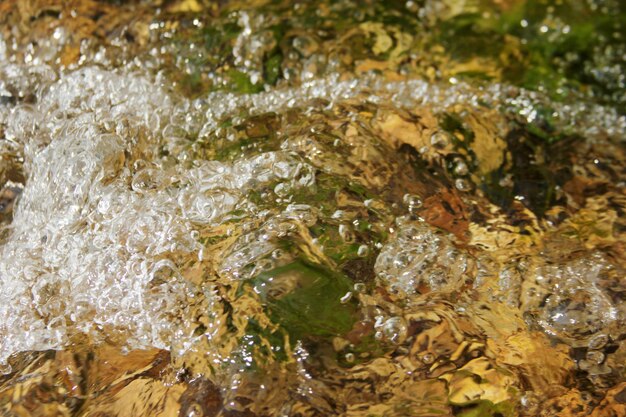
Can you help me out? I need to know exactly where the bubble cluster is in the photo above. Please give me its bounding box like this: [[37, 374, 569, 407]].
[[0, 67, 195, 369], [0, 65, 326, 369], [521, 254, 621, 346], [374, 220, 471, 295]]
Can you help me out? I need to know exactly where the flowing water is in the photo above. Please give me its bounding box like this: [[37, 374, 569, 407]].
[[0, 1, 624, 416]]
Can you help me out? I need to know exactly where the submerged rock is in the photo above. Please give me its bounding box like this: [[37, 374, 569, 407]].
[[0, 1, 624, 416]]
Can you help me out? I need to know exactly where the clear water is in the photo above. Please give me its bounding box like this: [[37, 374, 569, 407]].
[[0, 1, 624, 416]]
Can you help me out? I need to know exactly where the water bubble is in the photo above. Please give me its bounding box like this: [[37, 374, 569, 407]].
[[184, 403, 203, 417], [421, 353, 435, 365], [430, 131, 449, 149], [132, 168, 168, 192], [402, 193, 423, 212], [453, 158, 469, 176], [586, 350, 605, 364], [283, 204, 317, 226], [588, 334, 609, 350], [292, 35, 319, 58], [8, 104, 39, 139], [340, 292, 352, 304], [380, 317, 408, 344], [357, 245, 369, 257], [274, 182, 292, 197], [519, 392, 540, 414], [455, 178, 471, 191], [150, 260, 181, 285], [271, 249, 286, 259], [338, 224, 355, 242], [405, 1, 419, 13], [578, 359, 593, 371], [180, 189, 240, 225]]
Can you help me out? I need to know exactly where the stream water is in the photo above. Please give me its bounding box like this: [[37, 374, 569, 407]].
[[0, 1, 624, 416]]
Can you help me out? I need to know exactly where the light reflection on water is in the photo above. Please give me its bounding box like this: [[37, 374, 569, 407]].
[[0, 1, 624, 416]]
